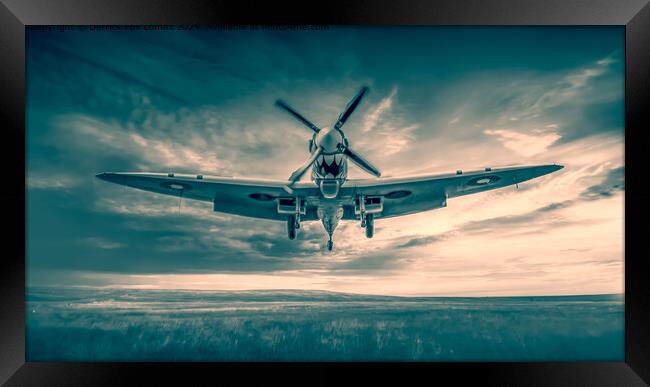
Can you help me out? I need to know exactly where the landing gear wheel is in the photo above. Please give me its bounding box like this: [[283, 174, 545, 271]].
[[327, 240, 333, 251], [365, 214, 374, 239], [287, 215, 297, 240]]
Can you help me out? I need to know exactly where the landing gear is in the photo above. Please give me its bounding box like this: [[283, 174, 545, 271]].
[[294, 198, 301, 229], [355, 194, 383, 237], [365, 213, 374, 238], [287, 215, 297, 240], [359, 195, 366, 228]]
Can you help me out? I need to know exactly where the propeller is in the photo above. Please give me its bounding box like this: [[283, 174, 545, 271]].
[[287, 146, 323, 189], [334, 86, 368, 130], [344, 147, 381, 177], [277, 85, 381, 192], [275, 99, 320, 133]]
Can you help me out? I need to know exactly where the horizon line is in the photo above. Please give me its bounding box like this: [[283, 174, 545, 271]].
[[26, 285, 624, 299]]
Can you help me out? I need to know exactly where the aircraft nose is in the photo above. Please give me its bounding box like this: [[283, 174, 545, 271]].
[[316, 128, 343, 152]]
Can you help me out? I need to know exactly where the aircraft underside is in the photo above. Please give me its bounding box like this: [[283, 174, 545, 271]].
[[280, 190, 383, 251], [95, 84, 563, 252]]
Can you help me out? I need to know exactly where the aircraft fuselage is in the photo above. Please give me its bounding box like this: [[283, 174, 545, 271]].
[[308, 127, 350, 243]]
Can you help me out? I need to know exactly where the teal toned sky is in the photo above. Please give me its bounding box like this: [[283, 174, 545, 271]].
[[26, 27, 624, 296]]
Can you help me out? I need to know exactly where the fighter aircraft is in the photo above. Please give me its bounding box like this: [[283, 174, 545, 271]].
[[96, 86, 563, 251]]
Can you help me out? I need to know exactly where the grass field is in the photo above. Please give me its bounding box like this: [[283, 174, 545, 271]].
[[26, 287, 623, 361]]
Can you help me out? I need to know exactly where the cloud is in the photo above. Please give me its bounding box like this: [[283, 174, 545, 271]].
[[27, 173, 81, 190], [84, 131, 622, 280], [580, 166, 624, 200], [368, 160, 624, 264], [56, 114, 231, 174], [362, 86, 397, 133], [396, 235, 445, 249], [483, 128, 561, 157], [82, 184, 339, 274], [26, 29, 624, 296], [78, 237, 126, 250], [454, 203, 594, 237], [522, 55, 618, 120], [329, 252, 407, 272], [391, 200, 581, 252], [351, 86, 419, 159], [33, 43, 189, 105]]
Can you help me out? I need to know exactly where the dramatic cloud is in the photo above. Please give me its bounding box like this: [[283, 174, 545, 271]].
[[362, 86, 398, 133], [27, 27, 624, 296], [353, 87, 419, 158], [27, 172, 81, 190], [483, 129, 561, 157], [56, 114, 230, 173]]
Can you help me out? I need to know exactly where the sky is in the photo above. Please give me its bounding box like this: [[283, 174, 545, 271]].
[[26, 26, 624, 296]]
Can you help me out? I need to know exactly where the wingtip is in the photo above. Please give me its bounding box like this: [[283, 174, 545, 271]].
[[539, 164, 564, 175], [95, 172, 120, 182], [538, 164, 564, 170]]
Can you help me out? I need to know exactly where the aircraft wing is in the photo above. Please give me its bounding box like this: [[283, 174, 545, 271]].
[[341, 164, 563, 219], [95, 172, 321, 221]]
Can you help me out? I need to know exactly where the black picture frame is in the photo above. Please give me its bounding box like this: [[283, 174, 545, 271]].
[[1, 0, 648, 385]]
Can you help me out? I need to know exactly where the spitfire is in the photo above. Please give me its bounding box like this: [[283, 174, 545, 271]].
[[97, 85, 563, 251], [276, 85, 381, 196]]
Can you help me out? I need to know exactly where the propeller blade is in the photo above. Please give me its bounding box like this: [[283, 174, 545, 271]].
[[275, 99, 320, 133], [287, 146, 323, 187], [344, 147, 381, 177], [334, 86, 369, 130]]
